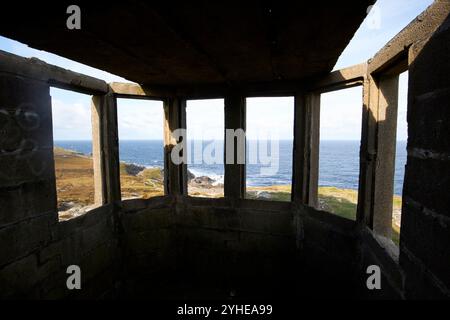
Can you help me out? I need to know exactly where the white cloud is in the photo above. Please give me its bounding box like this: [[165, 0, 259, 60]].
[[50, 90, 92, 140], [246, 97, 294, 140], [117, 98, 164, 140], [186, 99, 224, 140], [320, 87, 363, 141]]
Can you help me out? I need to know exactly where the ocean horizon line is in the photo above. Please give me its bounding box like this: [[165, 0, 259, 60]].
[[53, 139, 407, 195], [54, 139, 408, 142]]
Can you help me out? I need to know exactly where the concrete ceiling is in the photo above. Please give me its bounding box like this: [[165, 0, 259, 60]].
[[0, 1, 374, 87]]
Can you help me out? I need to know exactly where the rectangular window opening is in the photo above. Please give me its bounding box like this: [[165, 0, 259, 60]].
[[51, 87, 97, 221], [245, 97, 294, 202], [117, 98, 165, 200], [392, 71, 408, 246], [318, 86, 363, 220], [186, 99, 224, 198]]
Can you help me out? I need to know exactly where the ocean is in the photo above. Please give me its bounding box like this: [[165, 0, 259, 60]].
[[54, 140, 407, 195]]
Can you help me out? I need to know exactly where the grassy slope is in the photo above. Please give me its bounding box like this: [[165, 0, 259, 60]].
[[54, 147, 163, 207], [119, 162, 164, 199], [54, 147, 95, 206]]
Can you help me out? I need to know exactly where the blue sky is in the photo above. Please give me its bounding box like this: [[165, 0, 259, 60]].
[[0, 0, 432, 141]]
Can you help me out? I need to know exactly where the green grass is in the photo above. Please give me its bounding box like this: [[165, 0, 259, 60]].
[[392, 225, 400, 246], [245, 191, 291, 202], [318, 195, 357, 220]]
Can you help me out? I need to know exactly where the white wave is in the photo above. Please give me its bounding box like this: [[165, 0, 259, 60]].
[[188, 168, 224, 185]]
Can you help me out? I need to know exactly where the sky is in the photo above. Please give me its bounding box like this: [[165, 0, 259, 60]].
[[246, 97, 294, 141], [0, 0, 433, 141], [186, 99, 225, 141], [116, 98, 164, 141]]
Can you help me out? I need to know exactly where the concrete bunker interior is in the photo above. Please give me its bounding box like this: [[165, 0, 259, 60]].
[[0, 1, 449, 299]]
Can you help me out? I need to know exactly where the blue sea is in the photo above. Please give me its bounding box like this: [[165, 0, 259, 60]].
[[54, 140, 407, 195]]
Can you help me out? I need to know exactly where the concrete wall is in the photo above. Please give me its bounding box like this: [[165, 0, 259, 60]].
[[115, 195, 362, 299], [400, 14, 450, 299], [299, 207, 362, 298], [0, 72, 362, 299], [118, 196, 303, 299], [2, 10, 450, 299], [119, 196, 176, 298], [174, 197, 299, 299], [0, 69, 397, 300], [0, 74, 119, 299]]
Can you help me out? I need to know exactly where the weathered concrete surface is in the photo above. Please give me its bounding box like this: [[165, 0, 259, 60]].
[[0, 75, 56, 278], [400, 13, 450, 299], [1, 1, 450, 300], [117, 196, 370, 299], [224, 93, 246, 199], [0, 2, 373, 87], [372, 75, 399, 239], [0, 74, 119, 299], [0, 50, 108, 94], [356, 228, 402, 300], [368, 0, 450, 74]]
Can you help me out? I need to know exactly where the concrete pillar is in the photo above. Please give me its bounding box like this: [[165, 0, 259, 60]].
[[357, 75, 379, 225], [163, 97, 187, 195], [224, 92, 246, 199], [292, 92, 319, 207], [91, 91, 121, 204], [372, 75, 399, 239], [357, 72, 399, 238], [308, 93, 320, 208]]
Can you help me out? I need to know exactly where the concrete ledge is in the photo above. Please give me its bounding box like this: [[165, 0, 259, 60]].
[[109, 82, 172, 98], [122, 207, 173, 232], [360, 227, 403, 296], [121, 195, 174, 213], [56, 204, 113, 236], [183, 196, 232, 208], [368, 0, 450, 74], [237, 198, 293, 212], [302, 205, 357, 234], [308, 63, 366, 93], [0, 50, 108, 94]]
